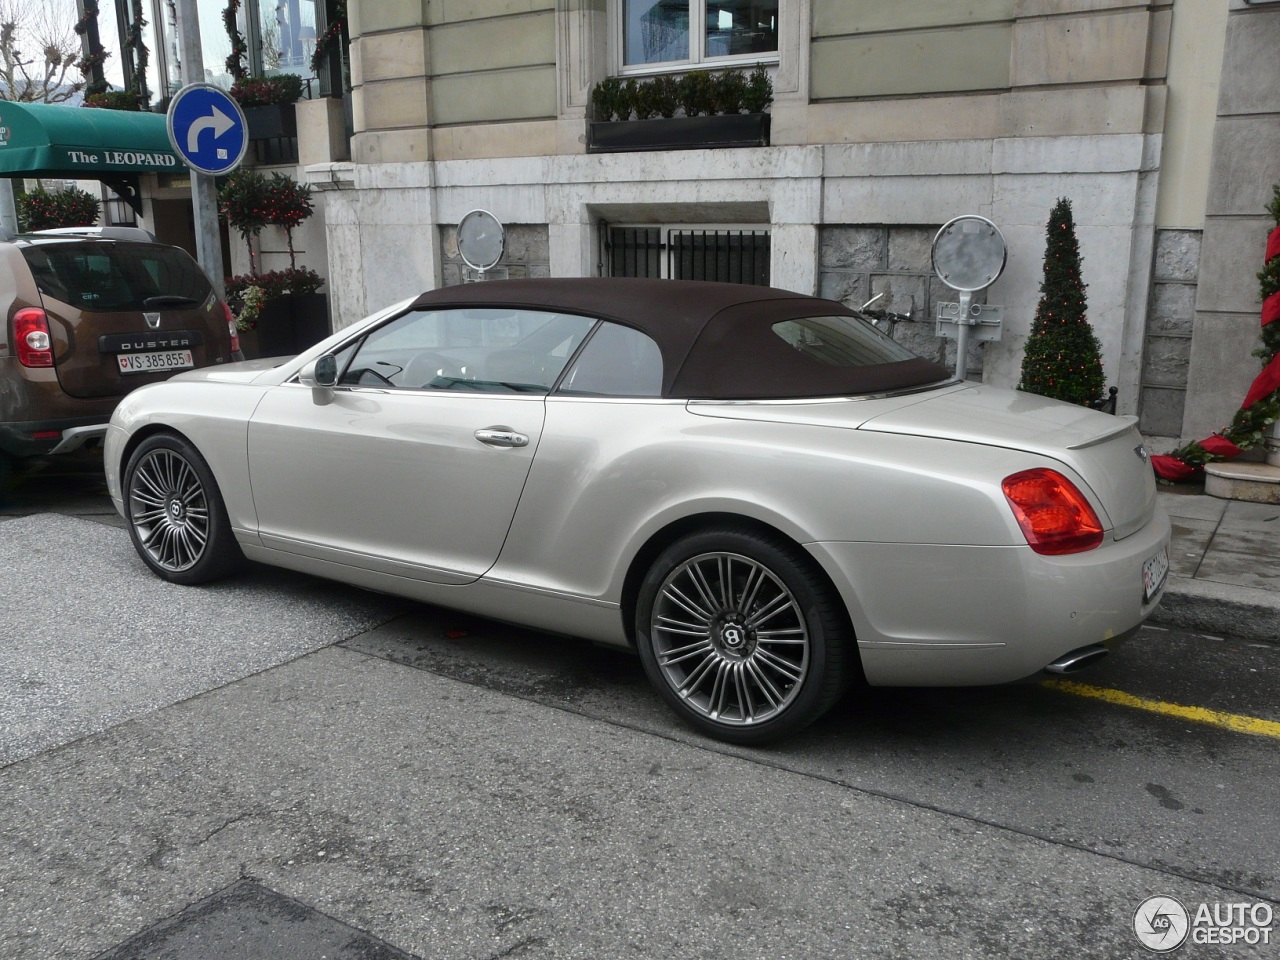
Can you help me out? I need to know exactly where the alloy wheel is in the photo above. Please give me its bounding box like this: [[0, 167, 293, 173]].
[[650, 551, 811, 727], [127, 447, 210, 573]]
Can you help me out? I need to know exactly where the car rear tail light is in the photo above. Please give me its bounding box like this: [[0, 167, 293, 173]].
[[1002, 468, 1104, 555], [13, 307, 54, 367], [223, 301, 241, 355]]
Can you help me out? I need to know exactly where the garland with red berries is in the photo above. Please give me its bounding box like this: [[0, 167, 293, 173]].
[[1151, 185, 1280, 480], [73, 0, 110, 96], [123, 0, 149, 105], [223, 0, 248, 81], [309, 0, 347, 77]]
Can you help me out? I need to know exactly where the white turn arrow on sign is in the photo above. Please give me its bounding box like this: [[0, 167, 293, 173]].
[[186, 105, 236, 153]]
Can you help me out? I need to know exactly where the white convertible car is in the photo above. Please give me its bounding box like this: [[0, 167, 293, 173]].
[[105, 278, 1170, 743]]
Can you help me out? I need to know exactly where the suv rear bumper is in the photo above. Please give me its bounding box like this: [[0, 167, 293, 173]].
[[0, 416, 112, 459]]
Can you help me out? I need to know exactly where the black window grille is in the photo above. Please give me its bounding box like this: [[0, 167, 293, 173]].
[[607, 227, 663, 279], [605, 227, 770, 286], [669, 230, 769, 285]]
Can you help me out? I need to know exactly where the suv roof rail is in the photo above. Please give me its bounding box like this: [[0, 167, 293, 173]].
[[30, 226, 158, 242]]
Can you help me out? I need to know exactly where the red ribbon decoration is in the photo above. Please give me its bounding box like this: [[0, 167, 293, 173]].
[[1263, 291, 1280, 327], [1242, 352, 1280, 410], [1199, 434, 1244, 458], [1151, 454, 1200, 481], [1152, 223, 1280, 481], [1267, 226, 1280, 265]]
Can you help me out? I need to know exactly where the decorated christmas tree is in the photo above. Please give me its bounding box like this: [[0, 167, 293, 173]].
[[1018, 198, 1106, 406]]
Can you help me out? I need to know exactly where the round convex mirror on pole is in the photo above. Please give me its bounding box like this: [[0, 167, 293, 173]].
[[457, 209, 506, 281], [931, 215, 1008, 382]]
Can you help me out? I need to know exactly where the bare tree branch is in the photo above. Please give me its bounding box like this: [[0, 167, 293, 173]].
[[0, 0, 84, 102]]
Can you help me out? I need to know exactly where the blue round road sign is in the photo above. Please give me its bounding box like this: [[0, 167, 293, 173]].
[[166, 83, 248, 176]]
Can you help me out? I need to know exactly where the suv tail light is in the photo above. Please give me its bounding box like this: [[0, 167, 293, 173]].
[[1002, 468, 1104, 555], [222, 302, 241, 355], [14, 308, 54, 367]]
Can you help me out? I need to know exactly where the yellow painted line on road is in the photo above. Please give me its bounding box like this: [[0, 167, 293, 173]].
[[1042, 679, 1280, 741]]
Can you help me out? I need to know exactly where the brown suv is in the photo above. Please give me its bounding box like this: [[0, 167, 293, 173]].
[[0, 226, 241, 487]]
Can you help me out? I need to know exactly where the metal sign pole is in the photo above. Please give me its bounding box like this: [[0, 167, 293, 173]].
[[172, 0, 226, 299], [955, 289, 973, 382]]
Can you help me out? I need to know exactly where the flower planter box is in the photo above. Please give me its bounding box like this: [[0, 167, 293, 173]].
[[244, 103, 298, 141], [241, 292, 330, 358], [587, 112, 770, 154]]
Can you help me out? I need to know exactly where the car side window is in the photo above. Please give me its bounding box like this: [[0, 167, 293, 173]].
[[558, 322, 664, 397], [338, 307, 596, 394]]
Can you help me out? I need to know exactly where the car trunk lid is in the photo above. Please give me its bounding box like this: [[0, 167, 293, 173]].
[[857, 384, 1157, 539]]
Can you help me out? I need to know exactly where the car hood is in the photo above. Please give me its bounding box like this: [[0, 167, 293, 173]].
[[167, 356, 294, 384], [857, 384, 1157, 539]]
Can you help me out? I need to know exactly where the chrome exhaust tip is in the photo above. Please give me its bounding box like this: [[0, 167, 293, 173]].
[[1044, 643, 1110, 675]]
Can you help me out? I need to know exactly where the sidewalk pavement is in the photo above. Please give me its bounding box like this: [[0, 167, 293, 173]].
[[1152, 486, 1280, 643]]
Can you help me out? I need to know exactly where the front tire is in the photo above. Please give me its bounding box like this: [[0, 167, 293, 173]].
[[123, 433, 243, 584], [636, 526, 852, 744]]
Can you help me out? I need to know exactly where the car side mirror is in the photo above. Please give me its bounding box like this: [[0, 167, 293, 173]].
[[299, 354, 338, 404]]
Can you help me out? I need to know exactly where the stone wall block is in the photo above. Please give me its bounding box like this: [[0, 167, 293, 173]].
[[870, 274, 927, 317], [1139, 386, 1187, 438], [1203, 118, 1280, 217], [820, 227, 885, 269], [818, 271, 869, 307], [1195, 217, 1270, 315], [893, 319, 949, 367], [887, 227, 934, 272], [1153, 229, 1201, 282], [505, 225, 551, 263], [1141, 335, 1192, 387], [1217, 11, 1280, 116], [1148, 282, 1197, 335]]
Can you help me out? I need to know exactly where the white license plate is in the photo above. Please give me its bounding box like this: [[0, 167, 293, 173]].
[[117, 350, 194, 375], [1142, 547, 1169, 604]]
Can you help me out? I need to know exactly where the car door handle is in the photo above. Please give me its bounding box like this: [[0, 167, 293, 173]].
[[474, 428, 529, 448]]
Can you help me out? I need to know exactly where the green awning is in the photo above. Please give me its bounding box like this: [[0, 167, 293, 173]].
[[0, 101, 182, 178]]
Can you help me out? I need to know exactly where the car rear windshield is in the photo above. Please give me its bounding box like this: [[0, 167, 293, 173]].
[[772, 315, 920, 366], [21, 243, 212, 312]]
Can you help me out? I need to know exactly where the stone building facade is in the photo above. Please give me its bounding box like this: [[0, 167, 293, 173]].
[[289, 0, 1280, 449]]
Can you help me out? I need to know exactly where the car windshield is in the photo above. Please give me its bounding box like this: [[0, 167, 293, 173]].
[[21, 243, 212, 312]]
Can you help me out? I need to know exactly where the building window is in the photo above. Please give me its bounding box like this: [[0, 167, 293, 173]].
[[112, 0, 324, 107], [606, 225, 770, 285], [620, 0, 779, 71]]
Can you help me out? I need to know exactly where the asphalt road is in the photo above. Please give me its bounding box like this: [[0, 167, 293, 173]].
[[1, 455, 1277, 959]]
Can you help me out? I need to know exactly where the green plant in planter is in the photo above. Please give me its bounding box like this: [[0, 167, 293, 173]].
[[678, 70, 714, 117], [230, 73, 304, 108], [629, 78, 660, 120], [650, 74, 679, 118], [16, 187, 100, 231], [591, 76, 625, 121], [221, 168, 323, 323], [233, 283, 267, 331], [226, 267, 323, 301], [713, 69, 747, 115], [218, 169, 270, 274], [82, 90, 141, 111], [263, 173, 314, 269], [743, 63, 773, 114], [1018, 198, 1106, 406]]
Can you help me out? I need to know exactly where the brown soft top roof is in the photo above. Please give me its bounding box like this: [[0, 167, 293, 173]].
[[411, 278, 950, 399]]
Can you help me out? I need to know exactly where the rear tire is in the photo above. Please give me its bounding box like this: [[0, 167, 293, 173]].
[[635, 525, 852, 744], [123, 433, 243, 584]]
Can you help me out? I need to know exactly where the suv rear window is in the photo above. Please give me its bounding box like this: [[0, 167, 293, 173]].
[[21, 243, 212, 312]]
